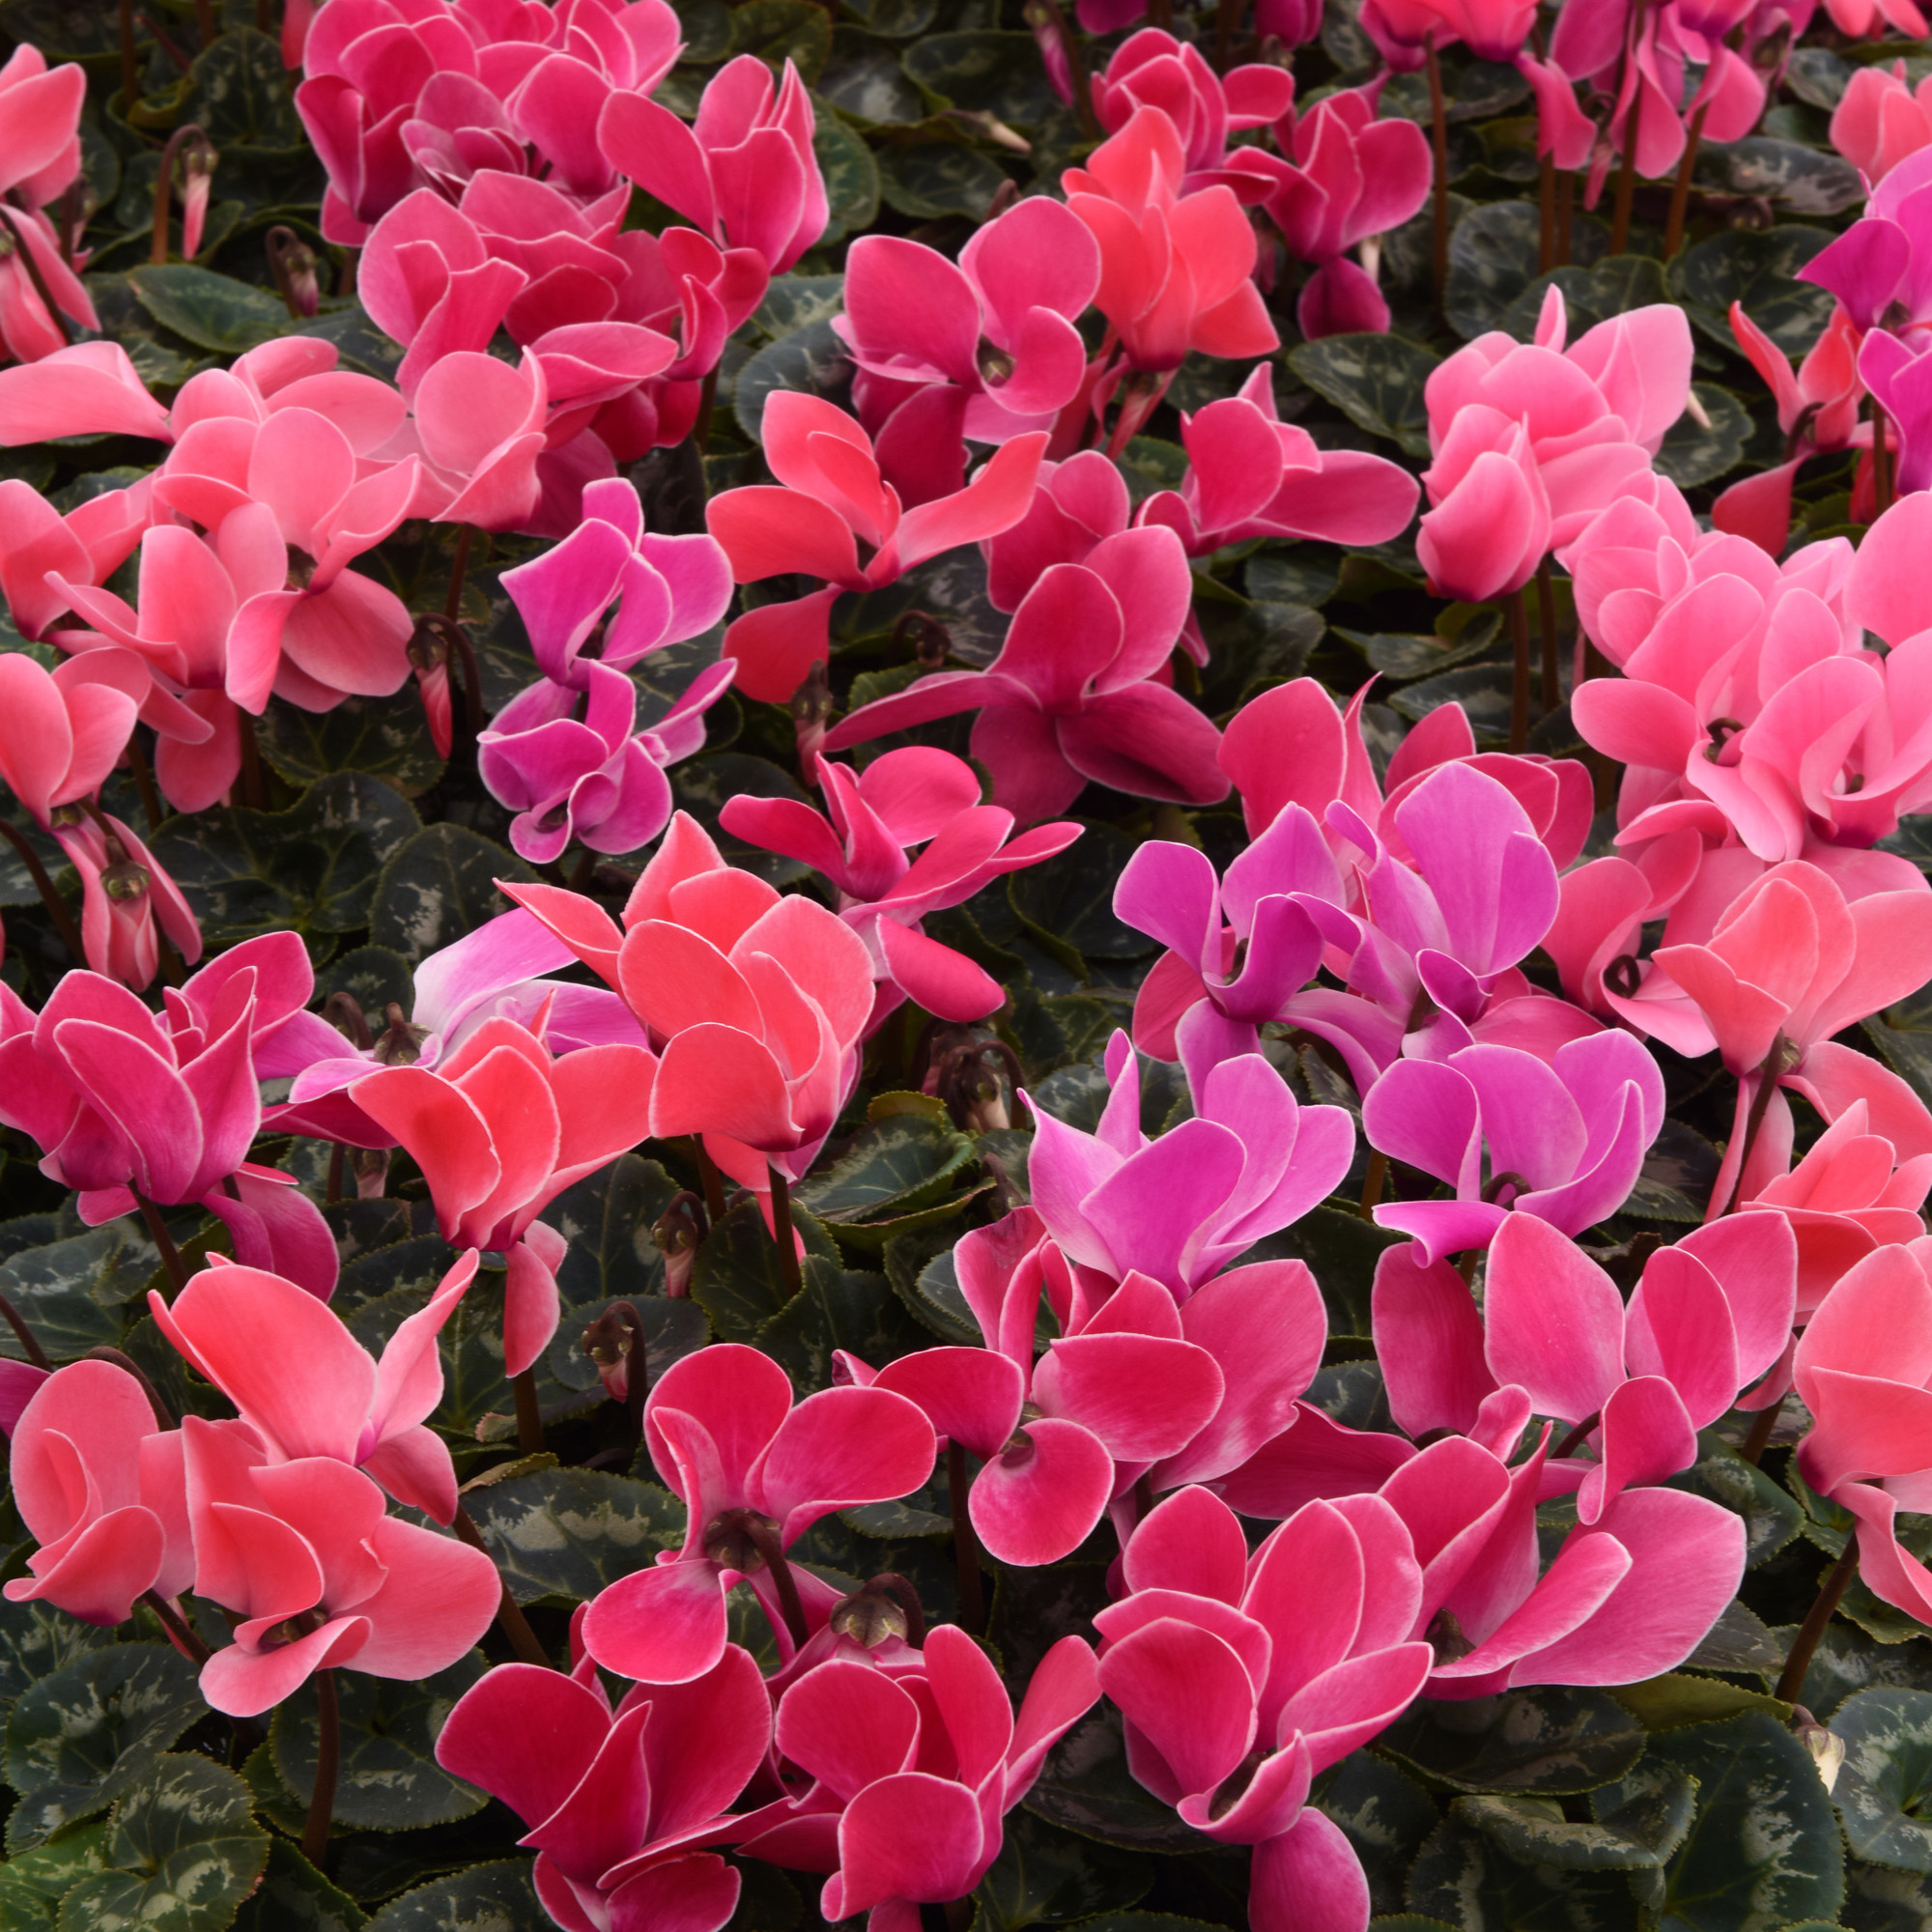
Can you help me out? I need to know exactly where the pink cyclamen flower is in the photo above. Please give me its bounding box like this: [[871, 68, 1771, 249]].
[[720, 746, 1082, 1027], [503, 814, 879, 1207], [705, 391, 1047, 705], [733, 1625, 1100, 1925], [149, 1251, 480, 1524], [1833, 61, 1932, 182], [598, 57, 827, 276], [179, 1414, 498, 1717], [838, 198, 1101, 506], [0, 933, 342, 1293], [1362, 1033, 1665, 1262], [4, 1359, 190, 1626], [1099, 1486, 1434, 1932], [818, 526, 1228, 825], [0, 46, 97, 363], [1138, 364, 1422, 555], [479, 657, 735, 866], [0, 341, 174, 447], [348, 1015, 658, 1375], [1091, 30, 1296, 181], [1062, 106, 1279, 374], [500, 476, 733, 691], [437, 1649, 771, 1932], [1026, 1025, 1353, 1300], [581, 1343, 936, 1684], [0, 469, 154, 644]]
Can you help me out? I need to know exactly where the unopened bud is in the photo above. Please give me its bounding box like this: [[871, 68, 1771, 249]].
[[1794, 1711, 1845, 1792], [322, 990, 374, 1051], [892, 611, 952, 670], [582, 1307, 635, 1404], [652, 1192, 707, 1299]]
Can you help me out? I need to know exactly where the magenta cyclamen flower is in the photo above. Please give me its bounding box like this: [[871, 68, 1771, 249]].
[[581, 1344, 936, 1685], [479, 656, 736, 865], [1362, 1033, 1666, 1261], [720, 746, 1081, 1026], [820, 526, 1227, 824], [1025, 1026, 1353, 1299]]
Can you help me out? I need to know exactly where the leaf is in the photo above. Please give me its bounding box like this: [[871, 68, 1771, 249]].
[[232, 1839, 367, 1932], [0, 1602, 121, 1717], [1642, 1711, 1846, 1929], [1406, 1814, 1642, 1926], [124, 265, 289, 355], [795, 1117, 979, 1223], [0, 1225, 153, 1365], [1655, 385, 1752, 490], [671, 753, 818, 884], [1195, 597, 1325, 710], [890, 1241, 984, 1347], [149, 773, 421, 944], [1665, 1430, 1802, 1568], [1682, 1598, 1784, 1675], [972, 1808, 1154, 1928], [1863, 989, 1932, 1121], [1694, 137, 1863, 215], [367, 825, 538, 965], [1332, 611, 1502, 683], [819, 34, 926, 124], [1454, 1768, 1697, 1870], [258, 692, 445, 800], [876, 142, 1009, 220], [1389, 665, 1515, 744], [1847, 1856, 1932, 1932], [1008, 825, 1148, 964], [270, 1659, 489, 1833], [3, 1647, 206, 1852], [813, 116, 881, 244], [1833, 1688, 1932, 1873], [1287, 334, 1437, 458], [691, 1197, 841, 1343], [1380, 1688, 1648, 1795], [1665, 225, 1836, 357], [457, 1467, 684, 1605], [1023, 1707, 1214, 1854], [361, 1862, 548, 1932], [57, 1753, 268, 1932], [182, 26, 306, 151], [316, 946, 415, 1022], [1495, 252, 1667, 342], [729, 0, 831, 82], [0, 1821, 108, 1923], [753, 1256, 934, 1385], [901, 31, 1059, 124], [1317, 1754, 1438, 1916], [732, 319, 851, 441], [1442, 202, 1538, 340], [1773, 1617, 1932, 1723], [1611, 1674, 1786, 1733], [753, 273, 846, 340]]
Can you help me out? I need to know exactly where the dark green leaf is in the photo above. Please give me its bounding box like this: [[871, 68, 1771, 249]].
[[729, 0, 831, 81], [270, 1659, 489, 1833], [361, 1861, 547, 1931], [691, 1197, 842, 1342], [458, 1467, 683, 1605], [795, 1117, 979, 1222], [232, 1839, 367, 1932], [753, 1256, 934, 1384], [1681, 1598, 1784, 1675], [1240, 1207, 1406, 1340], [367, 825, 538, 965], [1863, 990, 1932, 1121], [1833, 1688, 1932, 1872], [672, 754, 818, 882], [1454, 1771, 1697, 1872], [0, 1225, 153, 1364], [889, 1241, 984, 1346], [753, 273, 846, 339], [289, 307, 407, 383], [1445, 202, 1566, 341], [1496, 253, 1666, 342], [1655, 385, 1752, 490], [1381, 1689, 1648, 1795], [150, 774, 421, 944], [972, 1808, 1154, 1928], [732, 319, 852, 441], [820, 34, 926, 123], [125, 265, 288, 355], [1611, 1674, 1785, 1733], [183, 26, 305, 150], [1008, 826, 1144, 963], [814, 116, 881, 242], [0, 1602, 122, 1716], [1773, 1618, 1932, 1722], [1847, 1856, 1932, 1932], [1023, 1708, 1213, 1854], [3, 1647, 205, 1850], [1665, 225, 1836, 357], [1389, 666, 1515, 745], [258, 692, 445, 800], [1332, 611, 1502, 682], [315, 946, 416, 1023], [58, 1753, 269, 1932], [901, 31, 1057, 124], [1406, 1815, 1640, 1927], [1694, 138, 1863, 215], [1665, 1430, 1802, 1568], [876, 142, 1009, 220], [1194, 596, 1326, 711], [1287, 334, 1439, 457], [1635, 1711, 1848, 1927], [1785, 46, 1851, 107], [1318, 1754, 1438, 1915], [0, 1820, 108, 1923]]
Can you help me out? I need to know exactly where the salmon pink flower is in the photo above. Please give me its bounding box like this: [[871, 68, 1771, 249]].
[[1833, 61, 1932, 182], [580, 1343, 935, 1684], [1091, 29, 1296, 179], [0, 46, 96, 364], [0, 341, 174, 445]]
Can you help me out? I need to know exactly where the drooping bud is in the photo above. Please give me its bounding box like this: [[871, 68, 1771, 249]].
[[180, 137, 218, 261], [651, 1192, 708, 1299]]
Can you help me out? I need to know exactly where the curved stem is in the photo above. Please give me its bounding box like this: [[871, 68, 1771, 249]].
[[84, 1347, 174, 1425], [0, 819, 85, 964], [1426, 36, 1451, 314], [1358, 1149, 1388, 1223], [1536, 558, 1560, 718], [948, 1440, 985, 1636], [768, 1166, 805, 1303], [735, 1515, 809, 1653], [1505, 586, 1531, 754], [1776, 1541, 1859, 1704], [511, 1367, 545, 1455], [142, 1589, 212, 1665], [0, 1292, 50, 1371], [451, 1506, 554, 1668], [1662, 99, 1708, 257], [133, 1191, 189, 1299], [1722, 1039, 1788, 1216], [150, 125, 206, 267], [301, 1667, 339, 1869], [1738, 1393, 1784, 1466], [1552, 1411, 1600, 1460]]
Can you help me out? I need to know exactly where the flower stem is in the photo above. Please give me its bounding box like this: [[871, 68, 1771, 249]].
[[0, 1291, 50, 1371], [768, 1166, 805, 1302], [1662, 99, 1708, 258], [1358, 1150, 1387, 1221], [1738, 1392, 1784, 1466], [1722, 1037, 1790, 1216], [511, 1367, 545, 1455], [1874, 401, 1894, 518], [1538, 153, 1556, 271], [149, 124, 206, 267], [0, 820, 84, 964], [451, 1506, 554, 1667], [134, 1192, 189, 1299], [949, 1441, 986, 1635], [1426, 36, 1451, 314], [84, 1346, 174, 1424], [301, 1667, 339, 1869], [443, 526, 473, 626], [1608, 1, 1646, 255], [142, 1589, 212, 1665], [118, 0, 138, 105], [692, 1139, 728, 1223], [1776, 1541, 1860, 1704], [1536, 559, 1561, 718], [1505, 586, 1531, 754]]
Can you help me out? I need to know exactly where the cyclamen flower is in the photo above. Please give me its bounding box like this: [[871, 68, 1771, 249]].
[[1091, 30, 1296, 180], [1833, 61, 1932, 183], [0, 46, 96, 364], [1799, 142, 1932, 334], [819, 526, 1228, 825], [720, 746, 1082, 1027]]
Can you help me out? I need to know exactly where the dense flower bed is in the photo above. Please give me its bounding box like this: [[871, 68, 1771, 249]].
[[0, 0, 1929, 1927]]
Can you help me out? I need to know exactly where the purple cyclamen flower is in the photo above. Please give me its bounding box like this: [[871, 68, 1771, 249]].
[[499, 476, 734, 689], [478, 657, 735, 866], [1024, 1018, 1354, 1300], [1361, 1033, 1666, 1263], [1861, 329, 1932, 496], [1798, 143, 1932, 333]]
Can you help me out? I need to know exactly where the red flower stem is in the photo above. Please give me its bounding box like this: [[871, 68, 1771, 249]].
[[1722, 1037, 1790, 1216], [142, 1589, 212, 1665], [1738, 1393, 1784, 1466], [768, 1165, 805, 1302], [126, 732, 165, 834], [452, 1506, 554, 1667], [1536, 558, 1560, 717], [1776, 1540, 1860, 1703], [84, 1346, 174, 1424], [511, 1366, 545, 1454], [1608, 0, 1646, 255], [0, 820, 84, 964], [1662, 99, 1708, 258], [1505, 586, 1531, 753], [1358, 1150, 1387, 1222], [0, 1292, 50, 1371], [1426, 36, 1451, 314], [949, 1440, 985, 1635], [118, 0, 139, 106], [301, 1667, 340, 1868], [193, 0, 215, 46], [1539, 152, 1556, 272], [443, 526, 473, 625], [150, 125, 206, 267], [134, 1191, 189, 1299], [692, 1140, 728, 1222]]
